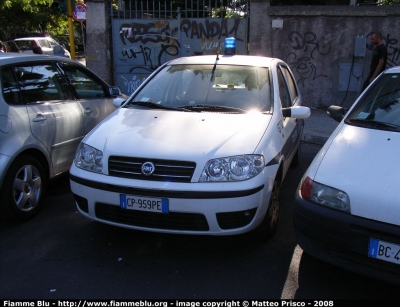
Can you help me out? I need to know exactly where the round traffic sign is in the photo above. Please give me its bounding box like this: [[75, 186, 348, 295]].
[[73, 3, 86, 22]]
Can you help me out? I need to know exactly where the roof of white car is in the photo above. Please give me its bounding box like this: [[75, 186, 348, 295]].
[[385, 65, 400, 73], [167, 54, 279, 67], [14, 37, 55, 41]]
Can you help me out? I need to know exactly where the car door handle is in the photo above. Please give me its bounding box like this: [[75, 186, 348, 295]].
[[32, 114, 46, 123], [84, 108, 93, 115]]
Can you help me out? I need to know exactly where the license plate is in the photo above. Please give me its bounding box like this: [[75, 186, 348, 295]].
[[120, 194, 169, 213], [368, 238, 400, 265]]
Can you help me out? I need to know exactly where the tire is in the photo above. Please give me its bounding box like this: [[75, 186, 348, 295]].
[[0, 155, 47, 222], [251, 174, 281, 240]]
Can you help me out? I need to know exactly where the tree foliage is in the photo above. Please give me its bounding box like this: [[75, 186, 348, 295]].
[[0, 0, 84, 40], [380, 0, 400, 4]]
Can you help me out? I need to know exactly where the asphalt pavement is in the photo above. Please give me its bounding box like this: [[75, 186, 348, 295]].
[[302, 107, 340, 146]]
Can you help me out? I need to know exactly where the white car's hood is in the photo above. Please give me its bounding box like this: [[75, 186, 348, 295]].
[[86, 108, 272, 164], [314, 124, 400, 226]]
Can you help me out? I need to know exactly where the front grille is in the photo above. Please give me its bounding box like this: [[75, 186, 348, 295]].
[[108, 156, 196, 183], [95, 203, 209, 231]]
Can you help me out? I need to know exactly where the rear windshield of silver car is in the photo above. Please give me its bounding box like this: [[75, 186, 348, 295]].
[[133, 64, 271, 112]]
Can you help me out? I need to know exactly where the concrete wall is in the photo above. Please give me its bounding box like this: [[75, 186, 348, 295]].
[[250, 1, 400, 108], [85, 1, 400, 108], [85, 0, 113, 85]]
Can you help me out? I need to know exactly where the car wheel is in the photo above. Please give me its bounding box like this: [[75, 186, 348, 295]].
[[0, 155, 47, 222], [251, 174, 281, 240], [264, 178, 281, 235]]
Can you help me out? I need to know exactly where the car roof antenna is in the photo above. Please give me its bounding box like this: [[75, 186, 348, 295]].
[[210, 51, 220, 81]]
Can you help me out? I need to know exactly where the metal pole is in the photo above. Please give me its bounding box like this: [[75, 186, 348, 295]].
[[177, 7, 181, 57], [67, 0, 76, 59], [81, 22, 86, 56]]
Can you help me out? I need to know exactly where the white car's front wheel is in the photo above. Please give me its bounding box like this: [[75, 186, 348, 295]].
[[250, 174, 281, 241]]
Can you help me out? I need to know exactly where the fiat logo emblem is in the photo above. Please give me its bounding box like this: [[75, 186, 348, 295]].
[[141, 162, 155, 176]]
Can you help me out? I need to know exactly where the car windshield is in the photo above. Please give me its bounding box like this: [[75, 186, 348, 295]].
[[129, 64, 271, 112], [346, 73, 400, 131]]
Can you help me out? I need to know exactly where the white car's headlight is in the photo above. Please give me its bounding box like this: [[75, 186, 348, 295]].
[[300, 176, 350, 212], [74, 143, 103, 174], [199, 155, 264, 182]]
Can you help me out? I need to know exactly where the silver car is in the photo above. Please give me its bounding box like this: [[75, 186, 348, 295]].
[[0, 53, 125, 221]]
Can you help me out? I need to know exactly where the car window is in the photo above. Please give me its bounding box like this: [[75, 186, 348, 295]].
[[280, 65, 298, 104], [48, 39, 58, 48], [59, 62, 108, 99], [133, 64, 271, 111], [38, 39, 50, 48], [14, 40, 33, 51], [277, 67, 292, 109], [1, 66, 23, 105], [14, 62, 72, 103], [347, 73, 400, 127]]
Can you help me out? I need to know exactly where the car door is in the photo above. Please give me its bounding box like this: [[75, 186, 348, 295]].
[[58, 62, 116, 134], [276, 64, 301, 175], [14, 61, 85, 175]]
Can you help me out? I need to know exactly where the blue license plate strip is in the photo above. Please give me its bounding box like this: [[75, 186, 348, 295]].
[[120, 194, 169, 213], [368, 238, 400, 265]]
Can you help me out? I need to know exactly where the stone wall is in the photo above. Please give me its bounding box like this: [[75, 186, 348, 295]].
[[250, 1, 400, 108]]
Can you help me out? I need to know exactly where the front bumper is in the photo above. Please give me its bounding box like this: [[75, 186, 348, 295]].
[[69, 166, 276, 235], [293, 188, 400, 286]]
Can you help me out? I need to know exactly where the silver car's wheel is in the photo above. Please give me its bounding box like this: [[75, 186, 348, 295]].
[[0, 155, 46, 221]]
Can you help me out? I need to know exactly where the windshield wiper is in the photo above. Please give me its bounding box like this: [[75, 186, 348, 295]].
[[178, 104, 247, 113], [128, 101, 191, 111], [346, 118, 400, 131]]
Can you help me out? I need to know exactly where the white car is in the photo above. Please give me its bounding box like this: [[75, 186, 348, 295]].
[[70, 38, 310, 238], [0, 53, 125, 221], [294, 66, 400, 286], [14, 37, 71, 58]]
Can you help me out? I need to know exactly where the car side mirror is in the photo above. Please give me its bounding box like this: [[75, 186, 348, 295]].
[[109, 86, 122, 96], [113, 98, 126, 108], [327, 105, 345, 122], [282, 106, 310, 119]]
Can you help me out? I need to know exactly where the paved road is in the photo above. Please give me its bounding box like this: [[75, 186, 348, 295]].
[[1, 143, 399, 299]]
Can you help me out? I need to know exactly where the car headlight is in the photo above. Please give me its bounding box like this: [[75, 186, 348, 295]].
[[300, 176, 350, 212], [74, 143, 103, 174], [199, 155, 264, 182]]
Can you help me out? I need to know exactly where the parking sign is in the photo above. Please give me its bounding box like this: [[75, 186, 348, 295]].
[[73, 3, 86, 22]]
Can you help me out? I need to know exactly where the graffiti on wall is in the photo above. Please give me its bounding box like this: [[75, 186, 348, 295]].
[[113, 18, 247, 95], [119, 21, 180, 73], [179, 18, 243, 41], [285, 31, 330, 87], [120, 75, 148, 94]]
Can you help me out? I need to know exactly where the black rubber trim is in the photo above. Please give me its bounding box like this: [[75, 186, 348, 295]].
[[70, 174, 264, 199]]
